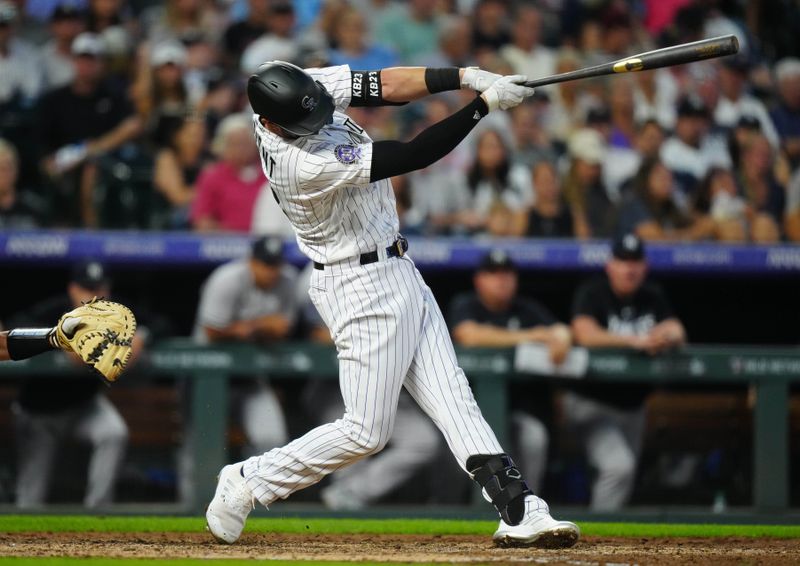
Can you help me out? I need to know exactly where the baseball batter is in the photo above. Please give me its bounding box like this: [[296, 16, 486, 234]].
[[206, 61, 579, 548]]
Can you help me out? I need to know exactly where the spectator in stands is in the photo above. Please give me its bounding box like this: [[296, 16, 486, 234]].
[[470, 0, 510, 54], [328, 7, 397, 70], [153, 113, 208, 229], [568, 234, 686, 511], [563, 128, 617, 239], [617, 158, 716, 242], [632, 69, 678, 130], [693, 167, 749, 242], [770, 58, 800, 168], [604, 119, 665, 199], [0, 138, 43, 228], [85, 0, 134, 75], [714, 56, 779, 148], [0, 1, 44, 107], [9, 261, 146, 508], [509, 99, 556, 169], [41, 4, 85, 90], [223, 0, 269, 65], [500, 4, 555, 88], [375, 0, 443, 64], [415, 14, 472, 69], [37, 32, 141, 227], [785, 167, 800, 241], [522, 161, 575, 238], [735, 133, 785, 242], [240, 0, 298, 74], [191, 114, 264, 232], [192, 235, 297, 461], [464, 128, 533, 236], [449, 249, 572, 492], [608, 77, 637, 150], [544, 49, 599, 144], [660, 95, 732, 194], [142, 0, 224, 46], [132, 40, 190, 140]]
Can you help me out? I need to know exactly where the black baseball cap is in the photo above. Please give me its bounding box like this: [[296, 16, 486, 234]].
[[251, 235, 284, 265], [478, 249, 516, 272], [611, 234, 646, 261], [676, 95, 709, 119], [71, 260, 110, 290]]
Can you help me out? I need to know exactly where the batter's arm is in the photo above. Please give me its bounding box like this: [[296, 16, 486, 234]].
[[378, 67, 465, 102]]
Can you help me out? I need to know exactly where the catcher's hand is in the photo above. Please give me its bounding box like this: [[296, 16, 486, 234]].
[[55, 297, 137, 383]]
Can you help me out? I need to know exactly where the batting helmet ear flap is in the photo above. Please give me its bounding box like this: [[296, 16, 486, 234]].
[[248, 61, 335, 137]]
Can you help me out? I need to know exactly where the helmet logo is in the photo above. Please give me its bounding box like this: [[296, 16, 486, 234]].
[[301, 95, 317, 111]]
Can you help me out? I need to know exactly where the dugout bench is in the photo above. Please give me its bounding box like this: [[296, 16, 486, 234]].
[[0, 340, 796, 513]]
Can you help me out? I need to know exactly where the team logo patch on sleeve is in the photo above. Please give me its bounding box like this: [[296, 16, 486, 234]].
[[334, 144, 362, 164]]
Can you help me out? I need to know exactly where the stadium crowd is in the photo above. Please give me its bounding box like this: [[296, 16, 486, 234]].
[[0, 0, 799, 243]]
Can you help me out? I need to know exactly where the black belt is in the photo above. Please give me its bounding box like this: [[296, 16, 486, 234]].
[[314, 237, 408, 270]]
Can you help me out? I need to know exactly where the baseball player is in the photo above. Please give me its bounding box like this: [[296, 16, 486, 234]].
[[206, 61, 579, 548]]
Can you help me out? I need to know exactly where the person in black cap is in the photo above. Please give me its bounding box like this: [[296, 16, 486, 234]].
[[447, 248, 572, 493], [42, 3, 86, 90], [564, 234, 686, 511], [660, 94, 732, 194], [4, 260, 145, 508], [184, 236, 298, 502]]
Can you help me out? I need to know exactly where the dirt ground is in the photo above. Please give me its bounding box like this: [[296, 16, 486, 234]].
[[1, 532, 797, 565]]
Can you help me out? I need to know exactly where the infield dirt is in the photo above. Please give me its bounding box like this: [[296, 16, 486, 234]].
[[1, 532, 797, 565]]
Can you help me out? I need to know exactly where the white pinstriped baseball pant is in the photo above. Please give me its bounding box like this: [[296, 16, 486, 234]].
[[242, 253, 503, 505]]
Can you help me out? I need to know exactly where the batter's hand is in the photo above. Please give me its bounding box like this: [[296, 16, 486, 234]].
[[480, 75, 535, 112], [461, 67, 502, 92]]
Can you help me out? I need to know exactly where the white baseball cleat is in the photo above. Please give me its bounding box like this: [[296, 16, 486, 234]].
[[493, 495, 580, 548], [205, 464, 255, 544]]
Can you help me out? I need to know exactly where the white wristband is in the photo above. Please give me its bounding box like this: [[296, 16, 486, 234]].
[[481, 88, 500, 113]]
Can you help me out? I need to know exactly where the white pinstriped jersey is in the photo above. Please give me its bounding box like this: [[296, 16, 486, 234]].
[[252, 65, 398, 264]]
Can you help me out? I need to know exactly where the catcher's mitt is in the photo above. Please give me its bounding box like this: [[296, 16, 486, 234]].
[[55, 297, 137, 383]]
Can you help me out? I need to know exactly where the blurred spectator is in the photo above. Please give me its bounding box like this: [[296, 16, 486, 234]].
[[563, 128, 617, 239], [449, 249, 572, 492], [726, 114, 762, 169], [714, 56, 779, 148], [223, 0, 269, 64], [9, 261, 146, 508], [735, 133, 784, 242], [770, 58, 800, 167], [544, 49, 599, 144], [464, 128, 533, 236], [250, 180, 294, 237], [523, 161, 574, 238], [153, 113, 208, 229], [0, 1, 44, 106], [605, 119, 665, 199], [0, 138, 43, 228], [142, 0, 224, 46], [328, 7, 397, 69], [617, 158, 715, 242], [500, 4, 555, 87], [132, 40, 190, 139], [37, 32, 142, 227], [632, 69, 678, 130], [375, 0, 443, 64], [785, 167, 800, 242], [693, 167, 749, 242], [85, 0, 133, 64], [598, 5, 635, 59], [41, 4, 85, 90], [240, 0, 298, 74], [508, 99, 556, 169], [568, 234, 686, 510], [608, 77, 637, 149], [660, 95, 732, 194], [416, 14, 473, 68], [191, 114, 264, 232], [470, 0, 509, 54]]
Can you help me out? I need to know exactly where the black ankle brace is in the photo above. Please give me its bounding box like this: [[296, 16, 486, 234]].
[[466, 454, 532, 526]]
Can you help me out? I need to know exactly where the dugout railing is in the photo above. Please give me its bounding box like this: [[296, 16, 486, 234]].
[[0, 340, 796, 514]]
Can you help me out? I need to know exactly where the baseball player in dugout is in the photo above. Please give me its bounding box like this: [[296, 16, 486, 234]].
[[448, 249, 572, 495], [0, 261, 143, 508], [567, 234, 687, 511], [205, 61, 579, 548]]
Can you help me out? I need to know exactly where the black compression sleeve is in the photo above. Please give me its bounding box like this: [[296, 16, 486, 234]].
[[370, 96, 489, 182]]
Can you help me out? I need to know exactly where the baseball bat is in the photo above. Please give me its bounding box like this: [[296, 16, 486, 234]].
[[522, 35, 739, 88]]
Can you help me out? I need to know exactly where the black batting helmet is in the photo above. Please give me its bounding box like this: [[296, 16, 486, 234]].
[[247, 61, 335, 137]]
